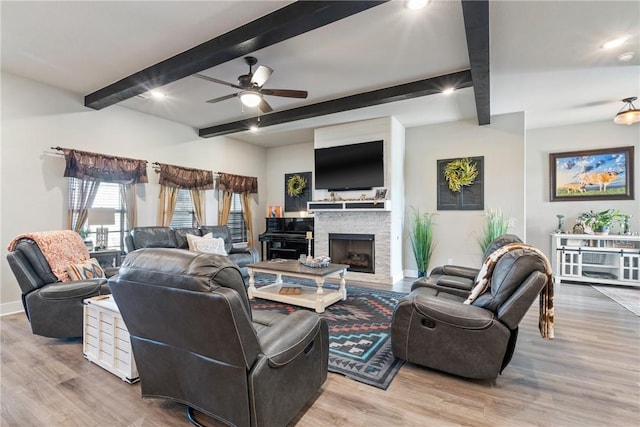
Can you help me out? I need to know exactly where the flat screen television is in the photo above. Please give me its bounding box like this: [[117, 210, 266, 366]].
[[314, 140, 384, 191]]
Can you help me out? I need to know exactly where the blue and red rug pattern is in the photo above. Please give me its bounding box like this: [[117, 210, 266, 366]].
[[250, 274, 406, 390]]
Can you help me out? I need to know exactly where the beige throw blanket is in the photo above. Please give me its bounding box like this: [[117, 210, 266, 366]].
[[7, 230, 89, 282], [464, 243, 555, 339]]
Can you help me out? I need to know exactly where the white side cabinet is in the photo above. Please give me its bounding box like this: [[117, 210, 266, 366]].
[[83, 295, 139, 383], [551, 233, 640, 287]]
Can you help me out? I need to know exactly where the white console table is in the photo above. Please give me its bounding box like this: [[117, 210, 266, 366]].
[[551, 233, 640, 287]]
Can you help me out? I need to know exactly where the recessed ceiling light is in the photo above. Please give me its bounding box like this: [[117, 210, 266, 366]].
[[405, 0, 430, 10], [249, 125, 259, 132], [442, 87, 455, 95], [617, 52, 634, 62], [149, 90, 166, 99], [601, 36, 629, 49]]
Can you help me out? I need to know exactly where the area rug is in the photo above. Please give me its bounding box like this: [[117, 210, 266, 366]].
[[250, 274, 405, 390], [593, 285, 640, 316]]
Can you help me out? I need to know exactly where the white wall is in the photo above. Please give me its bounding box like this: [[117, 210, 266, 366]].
[[265, 141, 314, 215], [404, 113, 526, 275], [1, 72, 266, 314], [525, 120, 640, 256]]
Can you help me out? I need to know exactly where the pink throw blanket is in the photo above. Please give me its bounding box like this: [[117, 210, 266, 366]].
[[7, 230, 89, 282]]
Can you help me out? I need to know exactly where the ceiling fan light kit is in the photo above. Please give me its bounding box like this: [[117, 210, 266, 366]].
[[240, 91, 262, 107], [199, 56, 307, 114], [614, 97, 640, 125]]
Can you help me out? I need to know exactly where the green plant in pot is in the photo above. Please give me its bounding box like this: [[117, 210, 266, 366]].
[[409, 208, 436, 277], [581, 209, 625, 235], [477, 209, 513, 254]]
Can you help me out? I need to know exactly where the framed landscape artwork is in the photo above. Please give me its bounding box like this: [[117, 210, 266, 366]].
[[549, 146, 634, 201]]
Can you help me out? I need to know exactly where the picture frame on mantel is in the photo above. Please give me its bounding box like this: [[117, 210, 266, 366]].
[[549, 146, 634, 202]]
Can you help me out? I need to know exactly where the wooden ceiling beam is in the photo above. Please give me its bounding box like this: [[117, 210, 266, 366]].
[[461, 0, 490, 125], [84, 1, 388, 110], [198, 70, 473, 138]]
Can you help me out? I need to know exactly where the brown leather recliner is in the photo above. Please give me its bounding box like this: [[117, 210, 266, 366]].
[[6, 235, 111, 338], [412, 234, 524, 298], [109, 248, 328, 427], [391, 244, 549, 380]]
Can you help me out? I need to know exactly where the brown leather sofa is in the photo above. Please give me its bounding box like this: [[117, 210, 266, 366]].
[[6, 237, 111, 338], [124, 225, 259, 277], [391, 243, 549, 379], [109, 248, 328, 427]]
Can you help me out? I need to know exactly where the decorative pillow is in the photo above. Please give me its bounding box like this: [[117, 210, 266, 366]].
[[66, 258, 106, 281], [186, 233, 228, 256]]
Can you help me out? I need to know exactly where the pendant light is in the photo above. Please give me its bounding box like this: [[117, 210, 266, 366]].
[[613, 97, 640, 125]]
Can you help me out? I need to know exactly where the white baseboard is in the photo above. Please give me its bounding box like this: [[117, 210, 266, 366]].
[[404, 269, 420, 279], [1, 300, 24, 316]]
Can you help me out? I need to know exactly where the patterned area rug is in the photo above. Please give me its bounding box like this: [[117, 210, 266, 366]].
[[593, 285, 640, 316], [250, 274, 405, 390]]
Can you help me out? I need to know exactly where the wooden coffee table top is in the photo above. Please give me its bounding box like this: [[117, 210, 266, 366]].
[[248, 259, 349, 276]]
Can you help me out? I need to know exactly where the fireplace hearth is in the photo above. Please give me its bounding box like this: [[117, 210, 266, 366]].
[[329, 233, 375, 274]]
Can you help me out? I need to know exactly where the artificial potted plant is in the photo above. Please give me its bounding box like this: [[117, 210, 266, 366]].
[[581, 209, 626, 235], [409, 208, 436, 277], [477, 209, 512, 254]]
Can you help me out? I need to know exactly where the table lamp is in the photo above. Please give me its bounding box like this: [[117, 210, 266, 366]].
[[88, 208, 115, 250]]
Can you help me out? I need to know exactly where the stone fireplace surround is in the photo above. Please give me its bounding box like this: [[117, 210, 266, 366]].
[[313, 210, 392, 284]]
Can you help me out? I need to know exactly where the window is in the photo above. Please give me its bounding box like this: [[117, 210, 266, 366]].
[[68, 180, 127, 252], [227, 193, 247, 243], [170, 189, 197, 228]]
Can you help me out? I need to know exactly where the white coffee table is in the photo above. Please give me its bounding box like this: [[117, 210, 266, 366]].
[[247, 260, 349, 313]]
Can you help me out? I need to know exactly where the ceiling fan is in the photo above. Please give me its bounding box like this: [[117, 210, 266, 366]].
[[194, 56, 308, 113]]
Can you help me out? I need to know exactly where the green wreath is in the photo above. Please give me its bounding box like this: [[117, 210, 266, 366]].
[[443, 158, 478, 192], [287, 174, 308, 197]]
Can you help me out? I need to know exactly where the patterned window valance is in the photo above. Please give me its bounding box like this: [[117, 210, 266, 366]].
[[218, 172, 258, 194], [155, 163, 214, 190], [59, 147, 148, 184]]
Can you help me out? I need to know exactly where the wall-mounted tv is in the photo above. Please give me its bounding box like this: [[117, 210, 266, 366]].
[[314, 140, 384, 191]]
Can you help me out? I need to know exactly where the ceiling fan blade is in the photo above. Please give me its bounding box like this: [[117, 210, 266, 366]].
[[251, 65, 273, 87], [205, 93, 238, 104], [194, 73, 243, 90], [260, 89, 308, 99], [258, 98, 273, 113]]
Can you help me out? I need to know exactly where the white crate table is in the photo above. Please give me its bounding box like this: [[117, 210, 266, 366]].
[[83, 295, 139, 383]]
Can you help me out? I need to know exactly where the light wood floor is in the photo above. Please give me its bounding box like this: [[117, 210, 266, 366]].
[[1, 280, 639, 427]]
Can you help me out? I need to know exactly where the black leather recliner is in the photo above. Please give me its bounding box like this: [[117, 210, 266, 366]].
[[6, 236, 111, 338], [391, 244, 549, 380], [109, 248, 328, 427], [124, 225, 259, 277], [412, 234, 523, 298]]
